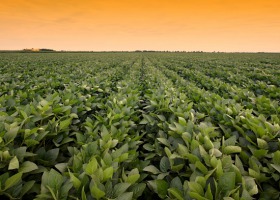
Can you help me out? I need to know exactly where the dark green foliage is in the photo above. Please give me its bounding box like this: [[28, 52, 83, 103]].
[[0, 52, 279, 199]]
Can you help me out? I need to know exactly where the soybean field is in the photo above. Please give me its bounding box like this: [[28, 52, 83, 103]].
[[0, 52, 280, 200]]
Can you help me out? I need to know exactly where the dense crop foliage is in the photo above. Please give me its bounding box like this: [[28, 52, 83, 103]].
[[0, 52, 279, 200]]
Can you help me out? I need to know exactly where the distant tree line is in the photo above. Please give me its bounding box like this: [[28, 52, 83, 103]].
[[23, 48, 55, 52]]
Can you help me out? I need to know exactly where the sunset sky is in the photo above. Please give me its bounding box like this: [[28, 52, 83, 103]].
[[1, 0, 280, 52]]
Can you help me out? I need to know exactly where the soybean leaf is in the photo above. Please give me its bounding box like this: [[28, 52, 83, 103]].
[[8, 156, 19, 170], [126, 174, 140, 184], [148, 180, 169, 198], [160, 156, 170, 172], [68, 169, 81, 190], [59, 118, 72, 130], [4, 172, 22, 190], [90, 185, 105, 200], [20, 180, 35, 197], [19, 161, 38, 173], [143, 165, 160, 174], [4, 126, 19, 144], [168, 188, 184, 200], [103, 167, 114, 181], [85, 157, 98, 175], [224, 146, 242, 154], [115, 192, 133, 200], [130, 183, 146, 198], [218, 172, 236, 195], [114, 183, 131, 197]]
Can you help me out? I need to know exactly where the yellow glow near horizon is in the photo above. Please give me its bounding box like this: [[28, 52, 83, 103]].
[[1, 0, 280, 52]]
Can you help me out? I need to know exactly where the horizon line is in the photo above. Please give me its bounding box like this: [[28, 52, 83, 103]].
[[1, 49, 280, 53]]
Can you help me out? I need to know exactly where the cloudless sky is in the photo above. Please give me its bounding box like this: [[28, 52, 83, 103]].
[[1, 0, 280, 52]]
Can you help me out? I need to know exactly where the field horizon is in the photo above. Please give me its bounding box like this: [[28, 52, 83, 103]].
[[1, 50, 280, 53]]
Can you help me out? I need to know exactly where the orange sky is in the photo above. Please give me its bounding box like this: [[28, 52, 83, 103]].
[[1, 0, 280, 52]]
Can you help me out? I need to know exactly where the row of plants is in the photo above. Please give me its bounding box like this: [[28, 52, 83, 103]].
[[0, 54, 139, 199], [151, 53, 280, 94], [148, 57, 279, 118], [145, 58, 280, 199], [157, 52, 280, 84]]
